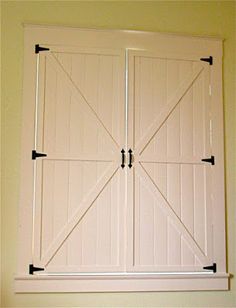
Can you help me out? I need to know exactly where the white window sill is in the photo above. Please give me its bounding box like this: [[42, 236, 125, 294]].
[[15, 272, 229, 293]]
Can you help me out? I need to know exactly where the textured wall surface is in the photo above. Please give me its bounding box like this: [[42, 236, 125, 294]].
[[1, 1, 235, 307]]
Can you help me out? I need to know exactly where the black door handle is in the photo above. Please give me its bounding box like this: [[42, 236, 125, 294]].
[[121, 149, 125, 168], [128, 149, 133, 168]]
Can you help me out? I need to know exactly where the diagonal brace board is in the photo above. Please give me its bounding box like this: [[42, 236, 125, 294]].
[[135, 65, 204, 155], [39, 162, 119, 266], [136, 162, 210, 265]]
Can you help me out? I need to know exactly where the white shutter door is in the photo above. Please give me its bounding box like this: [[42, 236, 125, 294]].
[[33, 47, 126, 273], [127, 50, 213, 272]]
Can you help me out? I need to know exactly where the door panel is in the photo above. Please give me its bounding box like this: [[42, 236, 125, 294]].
[[33, 47, 125, 272], [128, 50, 212, 272], [36, 160, 124, 272], [41, 52, 123, 155]]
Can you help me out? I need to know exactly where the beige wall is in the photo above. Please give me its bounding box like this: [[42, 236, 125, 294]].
[[1, 1, 235, 307]]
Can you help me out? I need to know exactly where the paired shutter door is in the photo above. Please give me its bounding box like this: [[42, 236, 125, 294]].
[[34, 48, 126, 272], [33, 46, 213, 273], [127, 51, 213, 272]]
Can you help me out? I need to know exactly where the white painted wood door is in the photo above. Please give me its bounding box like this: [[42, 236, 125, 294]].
[[33, 48, 215, 274], [33, 47, 126, 273], [127, 50, 213, 272]]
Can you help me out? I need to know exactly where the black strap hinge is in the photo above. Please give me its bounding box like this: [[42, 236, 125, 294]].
[[201, 155, 215, 165], [32, 150, 47, 160], [203, 263, 217, 273], [200, 56, 213, 65], [29, 264, 44, 275], [35, 44, 50, 54]]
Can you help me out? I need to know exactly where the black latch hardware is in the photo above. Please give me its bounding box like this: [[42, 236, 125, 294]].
[[29, 264, 44, 275], [200, 56, 213, 65], [128, 149, 133, 168], [201, 156, 215, 165], [203, 263, 217, 273], [35, 44, 50, 54], [121, 149, 125, 168], [32, 150, 47, 160]]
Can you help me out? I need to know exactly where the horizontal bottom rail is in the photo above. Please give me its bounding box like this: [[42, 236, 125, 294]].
[[21, 271, 227, 277]]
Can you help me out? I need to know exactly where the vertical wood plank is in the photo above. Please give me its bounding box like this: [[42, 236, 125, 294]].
[[152, 59, 167, 116], [70, 54, 86, 155], [55, 54, 71, 154], [81, 54, 98, 267], [181, 165, 194, 237], [181, 236, 195, 265], [67, 161, 84, 266], [140, 57, 152, 141], [139, 176, 154, 265], [167, 165, 181, 217], [167, 218, 181, 266], [166, 60, 181, 266], [134, 173, 141, 266], [134, 56, 141, 146], [155, 202, 168, 266], [167, 105, 180, 158], [167, 60, 179, 100], [81, 162, 97, 266], [193, 68, 204, 157], [110, 169, 119, 266], [50, 161, 69, 266], [43, 57, 57, 153], [193, 165, 206, 253], [41, 161, 55, 258]]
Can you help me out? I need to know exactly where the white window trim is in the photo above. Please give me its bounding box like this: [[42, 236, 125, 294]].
[[15, 24, 228, 292], [15, 273, 229, 293]]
